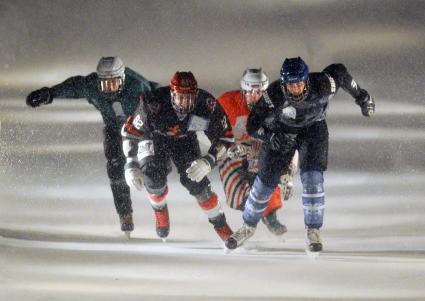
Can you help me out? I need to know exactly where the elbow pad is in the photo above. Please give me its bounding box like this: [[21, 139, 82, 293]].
[[137, 140, 155, 167]]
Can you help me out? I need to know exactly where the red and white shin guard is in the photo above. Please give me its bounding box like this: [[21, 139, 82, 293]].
[[148, 186, 170, 239], [198, 192, 233, 241]]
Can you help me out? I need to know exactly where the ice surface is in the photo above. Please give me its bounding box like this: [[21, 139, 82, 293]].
[[1, 99, 425, 301]]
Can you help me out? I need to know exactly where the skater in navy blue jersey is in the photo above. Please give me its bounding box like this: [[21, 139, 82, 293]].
[[226, 57, 375, 252]]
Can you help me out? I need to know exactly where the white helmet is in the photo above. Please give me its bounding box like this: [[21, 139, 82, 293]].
[[96, 56, 125, 93], [240, 68, 269, 92]]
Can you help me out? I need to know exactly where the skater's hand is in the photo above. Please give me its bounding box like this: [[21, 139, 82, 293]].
[[26, 87, 52, 107], [186, 155, 215, 183], [355, 89, 375, 117], [269, 132, 296, 153], [124, 166, 144, 190]]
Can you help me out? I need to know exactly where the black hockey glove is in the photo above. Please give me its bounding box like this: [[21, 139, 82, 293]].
[[355, 89, 375, 117], [26, 87, 52, 107], [269, 132, 297, 153]]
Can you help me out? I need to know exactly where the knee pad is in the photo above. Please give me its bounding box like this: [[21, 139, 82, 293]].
[[180, 173, 211, 196], [143, 161, 168, 191], [301, 170, 325, 228]]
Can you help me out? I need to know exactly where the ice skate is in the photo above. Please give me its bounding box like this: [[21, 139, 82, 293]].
[[261, 211, 287, 236], [209, 213, 233, 242], [225, 223, 256, 250], [119, 213, 134, 239], [153, 205, 170, 239], [305, 228, 323, 254]]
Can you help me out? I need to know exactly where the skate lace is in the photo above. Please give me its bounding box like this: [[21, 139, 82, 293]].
[[307, 229, 321, 244], [154, 208, 169, 228], [232, 224, 255, 242]]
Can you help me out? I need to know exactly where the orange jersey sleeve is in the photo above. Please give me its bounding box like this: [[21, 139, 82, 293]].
[[217, 90, 251, 142]]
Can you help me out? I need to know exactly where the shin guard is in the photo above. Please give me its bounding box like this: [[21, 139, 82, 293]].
[[301, 171, 325, 229]]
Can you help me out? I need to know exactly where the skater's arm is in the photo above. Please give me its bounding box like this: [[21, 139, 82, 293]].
[[26, 73, 95, 108], [204, 100, 234, 162], [49, 73, 96, 100], [246, 96, 276, 142], [121, 99, 153, 168], [322, 64, 375, 116]]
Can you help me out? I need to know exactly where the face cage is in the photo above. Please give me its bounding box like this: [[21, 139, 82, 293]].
[[281, 80, 310, 103], [242, 88, 263, 109], [171, 91, 197, 114], [99, 77, 123, 94]]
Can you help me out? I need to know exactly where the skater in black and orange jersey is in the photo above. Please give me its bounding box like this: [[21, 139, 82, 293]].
[[122, 71, 234, 242]]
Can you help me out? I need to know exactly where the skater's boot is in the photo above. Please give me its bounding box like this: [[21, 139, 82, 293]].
[[225, 223, 256, 250], [261, 211, 287, 236], [119, 213, 134, 238], [209, 213, 233, 241], [305, 228, 323, 252], [153, 205, 170, 239]]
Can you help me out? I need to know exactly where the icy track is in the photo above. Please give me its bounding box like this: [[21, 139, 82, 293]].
[[1, 100, 425, 301]]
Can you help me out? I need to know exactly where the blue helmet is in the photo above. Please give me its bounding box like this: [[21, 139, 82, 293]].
[[280, 57, 309, 84], [280, 57, 310, 102]]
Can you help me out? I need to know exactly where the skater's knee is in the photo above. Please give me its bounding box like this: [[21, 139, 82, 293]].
[[181, 176, 211, 197], [258, 171, 280, 188], [301, 170, 324, 193], [144, 175, 167, 194]]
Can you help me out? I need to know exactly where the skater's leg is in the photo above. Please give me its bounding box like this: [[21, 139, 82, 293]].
[[103, 127, 133, 232], [226, 146, 295, 249], [172, 136, 233, 241], [142, 143, 172, 239], [298, 121, 329, 252]]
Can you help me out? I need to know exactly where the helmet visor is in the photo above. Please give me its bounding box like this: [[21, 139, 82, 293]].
[[242, 88, 263, 108], [99, 77, 123, 93], [171, 91, 197, 114]]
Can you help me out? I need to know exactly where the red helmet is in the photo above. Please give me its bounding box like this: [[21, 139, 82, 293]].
[[170, 72, 198, 114]]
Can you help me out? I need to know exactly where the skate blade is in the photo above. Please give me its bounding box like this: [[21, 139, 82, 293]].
[[161, 238, 167, 243], [305, 249, 320, 259], [223, 247, 233, 254], [124, 231, 131, 239]]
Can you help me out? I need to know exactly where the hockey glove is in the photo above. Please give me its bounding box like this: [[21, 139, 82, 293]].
[[355, 89, 375, 117], [124, 162, 144, 190], [26, 87, 52, 108], [186, 154, 216, 183], [269, 132, 296, 153]]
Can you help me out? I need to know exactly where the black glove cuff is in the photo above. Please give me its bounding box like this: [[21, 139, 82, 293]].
[[203, 154, 216, 169], [124, 161, 140, 170]]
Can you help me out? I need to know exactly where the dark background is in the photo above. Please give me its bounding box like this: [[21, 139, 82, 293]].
[[1, 0, 424, 102], [0, 0, 424, 171]]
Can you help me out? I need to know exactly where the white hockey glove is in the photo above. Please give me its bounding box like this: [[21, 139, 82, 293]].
[[124, 162, 144, 190], [186, 155, 216, 183]]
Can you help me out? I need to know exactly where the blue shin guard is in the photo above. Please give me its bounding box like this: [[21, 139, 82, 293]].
[[242, 176, 276, 227], [301, 171, 325, 229]]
